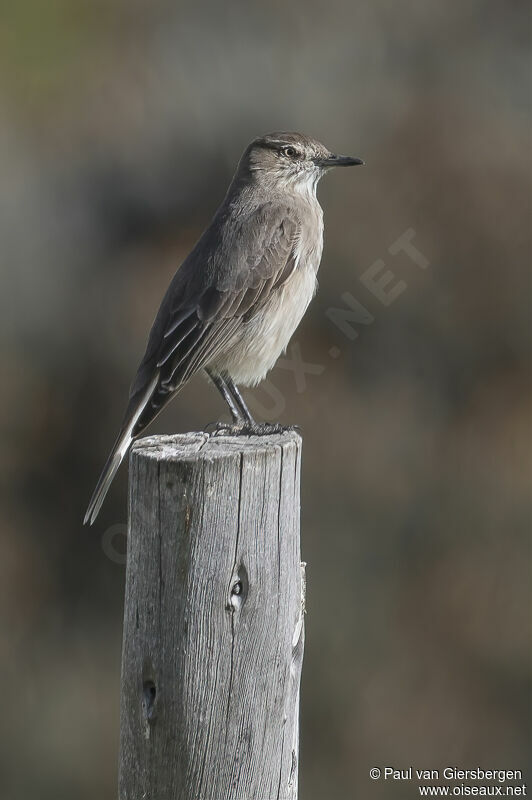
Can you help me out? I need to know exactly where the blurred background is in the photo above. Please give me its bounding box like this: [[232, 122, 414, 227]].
[[1, 1, 530, 797]]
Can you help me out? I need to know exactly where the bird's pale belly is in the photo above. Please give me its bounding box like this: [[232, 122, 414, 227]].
[[213, 265, 318, 386]]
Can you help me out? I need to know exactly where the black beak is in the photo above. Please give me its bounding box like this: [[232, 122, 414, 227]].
[[313, 154, 364, 167]]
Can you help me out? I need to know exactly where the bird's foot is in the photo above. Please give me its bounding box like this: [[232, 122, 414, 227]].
[[244, 422, 300, 436], [204, 420, 243, 436], [207, 421, 300, 437]]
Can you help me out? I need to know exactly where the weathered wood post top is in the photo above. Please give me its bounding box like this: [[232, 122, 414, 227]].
[[119, 430, 305, 800]]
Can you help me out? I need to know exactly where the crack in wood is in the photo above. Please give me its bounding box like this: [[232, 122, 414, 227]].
[[225, 452, 244, 740]]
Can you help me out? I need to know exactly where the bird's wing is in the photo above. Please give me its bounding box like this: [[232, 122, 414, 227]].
[[130, 201, 302, 432]]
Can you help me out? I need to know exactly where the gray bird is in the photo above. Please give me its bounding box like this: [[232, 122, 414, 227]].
[[84, 132, 362, 524]]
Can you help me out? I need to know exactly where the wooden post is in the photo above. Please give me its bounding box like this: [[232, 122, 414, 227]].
[[119, 431, 305, 800]]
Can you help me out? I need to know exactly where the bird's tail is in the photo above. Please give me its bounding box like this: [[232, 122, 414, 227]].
[[84, 374, 159, 526], [83, 432, 129, 526]]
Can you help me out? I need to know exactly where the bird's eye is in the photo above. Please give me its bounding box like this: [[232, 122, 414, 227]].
[[281, 146, 298, 158]]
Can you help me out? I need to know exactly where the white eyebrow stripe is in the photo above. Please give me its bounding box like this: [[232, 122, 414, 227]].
[[263, 140, 299, 149]]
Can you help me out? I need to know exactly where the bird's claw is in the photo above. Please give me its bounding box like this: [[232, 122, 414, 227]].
[[207, 421, 245, 437], [207, 421, 300, 437]]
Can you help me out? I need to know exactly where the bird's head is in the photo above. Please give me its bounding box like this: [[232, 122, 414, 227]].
[[237, 131, 363, 194]]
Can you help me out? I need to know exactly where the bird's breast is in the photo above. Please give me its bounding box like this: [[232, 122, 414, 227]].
[[213, 257, 320, 387]]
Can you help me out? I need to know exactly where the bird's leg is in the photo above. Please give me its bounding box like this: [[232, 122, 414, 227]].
[[225, 377, 297, 436], [205, 370, 297, 437], [205, 369, 244, 425], [205, 369, 243, 430], [224, 377, 256, 427]]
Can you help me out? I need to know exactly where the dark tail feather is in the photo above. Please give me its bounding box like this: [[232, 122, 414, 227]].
[[83, 374, 159, 526], [83, 429, 130, 526]]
